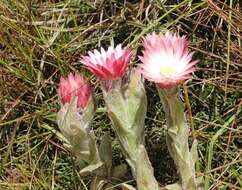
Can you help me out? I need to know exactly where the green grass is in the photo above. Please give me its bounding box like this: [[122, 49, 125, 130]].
[[0, 0, 241, 189]]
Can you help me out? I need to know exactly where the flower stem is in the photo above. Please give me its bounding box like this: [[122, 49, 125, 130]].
[[102, 70, 159, 190], [157, 87, 198, 190]]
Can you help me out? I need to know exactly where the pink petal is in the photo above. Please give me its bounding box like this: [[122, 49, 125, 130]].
[[80, 45, 132, 80], [58, 73, 91, 109], [140, 32, 198, 88]]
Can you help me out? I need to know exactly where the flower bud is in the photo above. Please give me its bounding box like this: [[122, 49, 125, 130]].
[[58, 73, 91, 109]]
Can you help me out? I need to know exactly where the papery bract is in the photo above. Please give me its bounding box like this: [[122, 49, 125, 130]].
[[80, 44, 132, 80], [58, 73, 91, 108], [139, 32, 198, 88]]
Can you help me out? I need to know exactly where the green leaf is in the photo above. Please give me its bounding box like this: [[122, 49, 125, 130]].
[[157, 87, 198, 190], [102, 69, 147, 173], [57, 97, 100, 165], [79, 162, 103, 176], [99, 133, 112, 176], [136, 145, 159, 190]]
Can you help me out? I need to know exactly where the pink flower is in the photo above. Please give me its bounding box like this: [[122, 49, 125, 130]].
[[58, 73, 91, 108], [139, 32, 198, 88], [80, 44, 132, 80]]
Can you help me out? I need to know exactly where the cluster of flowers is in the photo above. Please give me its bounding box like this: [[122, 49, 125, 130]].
[[57, 32, 199, 190], [59, 32, 197, 106]]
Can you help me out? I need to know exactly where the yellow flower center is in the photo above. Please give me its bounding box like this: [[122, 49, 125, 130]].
[[160, 66, 176, 76]]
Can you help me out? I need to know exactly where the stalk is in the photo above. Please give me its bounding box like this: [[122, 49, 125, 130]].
[[102, 70, 159, 190], [157, 87, 198, 190]]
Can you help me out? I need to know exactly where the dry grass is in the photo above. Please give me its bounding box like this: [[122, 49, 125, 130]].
[[0, 0, 241, 189]]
